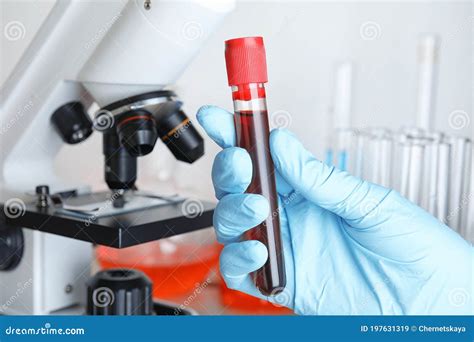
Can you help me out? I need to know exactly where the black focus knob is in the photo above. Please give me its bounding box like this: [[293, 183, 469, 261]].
[[35, 185, 49, 195], [51, 102, 93, 144], [0, 221, 24, 271], [35, 185, 50, 208], [86, 269, 153, 315]]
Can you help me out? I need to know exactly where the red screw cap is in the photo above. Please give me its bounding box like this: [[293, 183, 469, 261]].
[[225, 36, 268, 86]]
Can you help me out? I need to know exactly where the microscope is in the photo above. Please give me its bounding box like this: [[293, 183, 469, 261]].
[[0, 0, 235, 315]]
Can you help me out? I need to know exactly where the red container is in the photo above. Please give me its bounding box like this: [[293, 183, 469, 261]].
[[96, 230, 219, 298]]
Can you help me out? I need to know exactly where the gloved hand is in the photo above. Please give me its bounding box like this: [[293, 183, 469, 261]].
[[197, 105, 473, 315]]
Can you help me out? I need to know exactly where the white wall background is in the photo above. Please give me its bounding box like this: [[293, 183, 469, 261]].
[[1, 0, 472, 200]]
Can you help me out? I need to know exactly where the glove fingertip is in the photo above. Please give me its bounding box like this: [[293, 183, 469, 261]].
[[196, 105, 235, 148], [213, 148, 252, 180], [213, 194, 269, 243], [242, 194, 270, 222], [248, 240, 269, 265], [220, 241, 268, 278], [196, 105, 212, 128], [196, 105, 222, 124]]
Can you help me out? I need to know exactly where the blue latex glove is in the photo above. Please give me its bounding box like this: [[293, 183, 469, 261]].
[[197, 105, 473, 315]]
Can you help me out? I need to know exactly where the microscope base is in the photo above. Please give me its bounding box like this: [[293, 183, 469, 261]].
[[0, 230, 92, 315]]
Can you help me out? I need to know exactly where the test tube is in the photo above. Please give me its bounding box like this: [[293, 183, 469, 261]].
[[373, 136, 393, 187], [224, 37, 286, 296], [333, 62, 353, 170], [415, 35, 439, 132], [421, 138, 438, 213], [361, 132, 376, 182], [344, 129, 359, 174], [406, 139, 425, 205], [435, 142, 451, 223], [446, 137, 470, 232], [333, 62, 353, 131], [446, 137, 473, 234], [324, 114, 334, 166], [394, 137, 425, 205], [360, 128, 392, 185], [353, 130, 370, 178], [467, 168, 474, 242], [335, 128, 356, 171], [392, 135, 411, 193], [326, 62, 353, 170], [459, 140, 472, 236], [420, 133, 443, 213]]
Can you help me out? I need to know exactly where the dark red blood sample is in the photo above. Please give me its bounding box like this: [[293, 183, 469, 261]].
[[235, 110, 286, 295]]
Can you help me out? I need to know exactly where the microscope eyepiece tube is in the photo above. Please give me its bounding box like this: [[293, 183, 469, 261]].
[[51, 102, 93, 144]]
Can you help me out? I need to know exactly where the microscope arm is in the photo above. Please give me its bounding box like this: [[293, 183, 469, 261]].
[[0, 0, 234, 194]]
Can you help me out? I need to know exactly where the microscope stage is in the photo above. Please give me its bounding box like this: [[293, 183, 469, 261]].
[[2, 192, 214, 248]]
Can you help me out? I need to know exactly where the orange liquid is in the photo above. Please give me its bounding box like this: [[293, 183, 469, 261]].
[[96, 242, 219, 299]]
